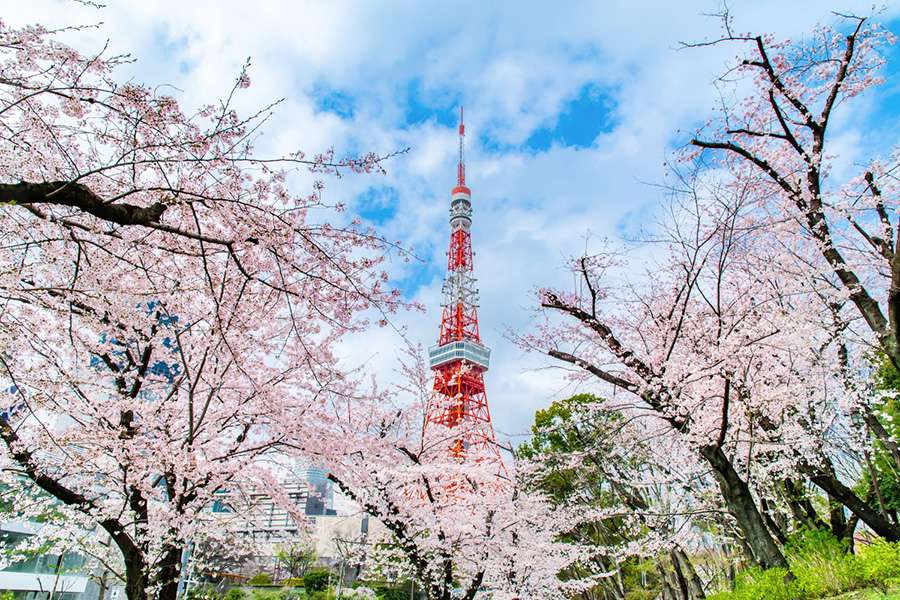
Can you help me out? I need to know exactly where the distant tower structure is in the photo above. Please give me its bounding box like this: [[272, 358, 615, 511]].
[[425, 108, 500, 461]]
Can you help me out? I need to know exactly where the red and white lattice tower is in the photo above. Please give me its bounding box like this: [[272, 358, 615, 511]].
[[424, 108, 500, 462]]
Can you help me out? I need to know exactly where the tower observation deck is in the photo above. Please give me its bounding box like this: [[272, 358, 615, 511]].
[[424, 108, 500, 461]]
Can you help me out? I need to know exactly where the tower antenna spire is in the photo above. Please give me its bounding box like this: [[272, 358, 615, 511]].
[[457, 106, 465, 187]]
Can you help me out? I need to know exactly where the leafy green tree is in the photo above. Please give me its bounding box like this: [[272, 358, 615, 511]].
[[520, 394, 678, 599], [274, 542, 316, 579], [223, 589, 246, 600], [862, 356, 900, 519]]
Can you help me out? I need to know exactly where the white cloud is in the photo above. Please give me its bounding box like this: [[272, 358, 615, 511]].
[[5, 0, 899, 439]]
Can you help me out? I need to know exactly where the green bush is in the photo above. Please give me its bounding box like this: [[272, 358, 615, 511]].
[[786, 528, 862, 597], [186, 586, 222, 600], [858, 540, 900, 592], [623, 590, 657, 600], [340, 588, 376, 600], [375, 588, 408, 600], [303, 568, 332, 593], [307, 592, 329, 600], [250, 589, 281, 600], [707, 566, 797, 600], [278, 588, 303, 600], [249, 573, 274, 586], [282, 578, 304, 587], [785, 527, 848, 558], [224, 589, 246, 600]]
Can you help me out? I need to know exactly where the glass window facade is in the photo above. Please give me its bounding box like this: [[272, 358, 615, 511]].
[[1, 531, 88, 574], [427, 341, 490, 370]]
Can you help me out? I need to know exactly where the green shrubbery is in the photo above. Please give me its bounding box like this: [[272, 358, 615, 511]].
[[186, 586, 224, 600], [249, 589, 280, 600], [787, 527, 860, 598], [709, 566, 796, 600], [277, 588, 304, 600], [302, 568, 333, 593], [374, 587, 409, 600], [708, 530, 900, 600], [249, 573, 274, 586], [352, 583, 411, 600], [339, 588, 377, 599], [858, 540, 900, 593]]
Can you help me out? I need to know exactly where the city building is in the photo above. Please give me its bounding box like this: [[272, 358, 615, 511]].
[[199, 470, 353, 583], [0, 520, 104, 600], [303, 468, 335, 517]]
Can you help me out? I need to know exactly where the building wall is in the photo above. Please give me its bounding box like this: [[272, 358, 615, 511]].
[[0, 521, 98, 600]]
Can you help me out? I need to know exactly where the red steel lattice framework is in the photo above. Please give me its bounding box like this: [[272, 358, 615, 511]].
[[425, 108, 500, 462]]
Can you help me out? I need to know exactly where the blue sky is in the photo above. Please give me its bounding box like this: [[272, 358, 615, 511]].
[[8, 0, 900, 439]]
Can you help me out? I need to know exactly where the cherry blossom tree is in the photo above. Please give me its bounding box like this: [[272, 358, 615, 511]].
[[688, 11, 896, 352], [687, 10, 900, 484], [0, 18, 406, 600], [521, 168, 883, 571], [527, 12, 900, 577], [314, 348, 597, 600], [684, 6, 900, 538]]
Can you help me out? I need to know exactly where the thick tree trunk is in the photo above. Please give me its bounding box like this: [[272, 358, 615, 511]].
[[759, 498, 787, 545], [122, 551, 149, 600], [845, 513, 860, 553], [656, 562, 677, 600], [827, 493, 849, 541], [670, 551, 690, 599], [809, 472, 900, 541], [699, 445, 789, 570], [672, 548, 705, 599], [156, 546, 183, 600]]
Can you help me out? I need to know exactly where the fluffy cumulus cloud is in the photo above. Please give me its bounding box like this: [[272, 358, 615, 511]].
[[6, 0, 900, 439]]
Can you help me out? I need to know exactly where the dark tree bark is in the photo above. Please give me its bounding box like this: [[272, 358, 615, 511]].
[[657, 562, 677, 600], [827, 493, 849, 541], [781, 479, 828, 533], [807, 471, 900, 541], [671, 547, 705, 599], [700, 445, 789, 570], [120, 545, 148, 600], [759, 498, 788, 546], [155, 546, 183, 600], [670, 551, 690, 599], [2, 181, 167, 226]]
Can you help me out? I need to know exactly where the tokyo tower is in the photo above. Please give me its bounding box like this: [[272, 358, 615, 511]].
[[424, 108, 500, 462]]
